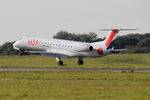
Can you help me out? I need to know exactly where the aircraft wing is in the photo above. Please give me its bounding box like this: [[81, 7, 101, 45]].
[[28, 49, 81, 58], [114, 49, 127, 52], [111, 48, 127, 53]]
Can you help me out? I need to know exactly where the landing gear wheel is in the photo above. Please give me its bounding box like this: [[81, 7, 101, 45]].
[[78, 60, 83, 65], [57, 60, 63, 66], [56, 57, 63, 66], [78, 58, 84, 65], [19, 52, 22, 56], [19, 48, 24, 56]]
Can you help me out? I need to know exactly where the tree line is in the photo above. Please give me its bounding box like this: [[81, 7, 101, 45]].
[[0, 31, 150, 55]]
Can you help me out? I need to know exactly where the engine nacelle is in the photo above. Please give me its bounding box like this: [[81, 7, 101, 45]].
[[89, 46, 93, 51], [73, 43, 93, 52]]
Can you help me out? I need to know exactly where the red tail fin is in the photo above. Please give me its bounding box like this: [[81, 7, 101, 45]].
[[104, 29, 119, 48]]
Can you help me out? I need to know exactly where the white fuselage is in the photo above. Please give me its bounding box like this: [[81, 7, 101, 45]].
[[12, 29, 134, 65], [13, 37, 111, 58]]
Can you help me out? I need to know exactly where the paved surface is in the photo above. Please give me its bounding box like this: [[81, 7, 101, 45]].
[[0, 68, 150, 72]]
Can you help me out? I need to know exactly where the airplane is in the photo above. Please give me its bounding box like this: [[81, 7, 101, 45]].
[[13, 29, 136, 66]]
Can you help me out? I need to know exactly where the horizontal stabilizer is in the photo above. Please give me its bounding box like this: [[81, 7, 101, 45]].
[[99, 29, 138, 32]]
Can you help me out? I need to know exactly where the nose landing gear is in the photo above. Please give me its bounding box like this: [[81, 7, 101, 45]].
[[19, 48, 24, 56]]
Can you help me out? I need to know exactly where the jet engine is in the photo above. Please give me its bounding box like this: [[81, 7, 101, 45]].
[[73, 43, 93, 52]]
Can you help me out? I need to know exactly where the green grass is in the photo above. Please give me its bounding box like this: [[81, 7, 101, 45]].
[[0, 71, 150, 100], [0, 54, 150, 69]]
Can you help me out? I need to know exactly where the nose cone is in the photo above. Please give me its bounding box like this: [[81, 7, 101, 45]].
[[13, 41, 20, 50], [13, 41, 17, 47]]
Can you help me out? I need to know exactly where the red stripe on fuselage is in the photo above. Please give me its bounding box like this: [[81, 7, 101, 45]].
[[105, 30, 117, 47]]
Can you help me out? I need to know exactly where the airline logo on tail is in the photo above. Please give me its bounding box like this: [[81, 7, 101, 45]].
[[104, 29, 119, 49], [97, 29, 119, 55], [101, 29, 138, 49]]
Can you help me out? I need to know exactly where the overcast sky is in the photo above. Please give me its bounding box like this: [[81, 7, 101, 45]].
[[0, 0, 150, 44]]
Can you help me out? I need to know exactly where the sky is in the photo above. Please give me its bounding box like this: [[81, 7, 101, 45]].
[[0, 0, 150, 45]]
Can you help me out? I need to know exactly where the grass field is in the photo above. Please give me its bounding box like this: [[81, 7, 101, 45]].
[[0, 54, 150, 100], [0, 71, 150, 100], [0, 54, 149, 69]]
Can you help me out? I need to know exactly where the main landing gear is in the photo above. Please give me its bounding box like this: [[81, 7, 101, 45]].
[[56, 57, 64, 66], [56, 57, 84, 66], [78, 57, 84, 65]]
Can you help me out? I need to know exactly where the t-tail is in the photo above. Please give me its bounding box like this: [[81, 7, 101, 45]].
[[101, 29, 138, 49], [103, 29, 119, 49]]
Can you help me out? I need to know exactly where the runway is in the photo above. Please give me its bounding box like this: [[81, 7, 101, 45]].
[[0, 67, 150, 72]]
